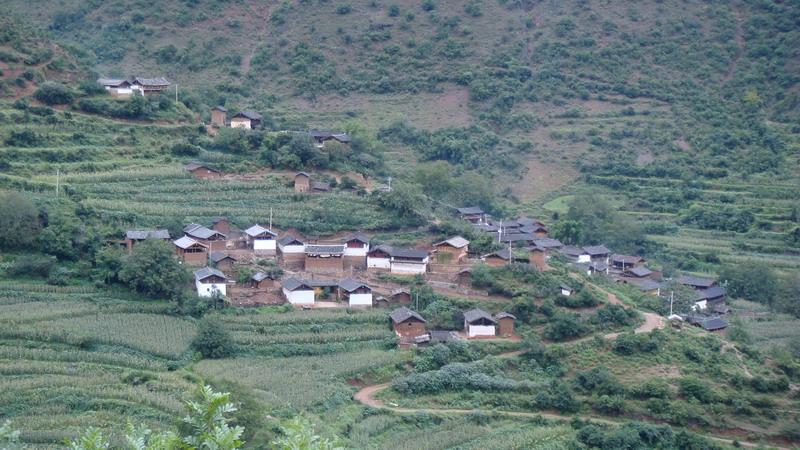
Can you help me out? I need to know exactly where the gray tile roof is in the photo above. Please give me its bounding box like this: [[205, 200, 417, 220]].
[[184, 224, 226, 240], [482, 249, 511, 260], [339, 278, 370, 292], [694, 286, 726, 301], [174, 236, 205, 250], [344, 233, 370, 244], [612, 254, 644, 265], [194, 266, 226, 282], [463, 308, 496, 324], [678, 275, 716, 289], [309, 131, 351, 143], [126, 229, 170, 240], [233, 111, 262, 120], [631, 279, 661, 292], [500, 233, 537, 243], [209, 251, 236, 263], [532, 238, 562, 249], [435, 236, 470, 249], [97, 78, 128, 86], [133, 77, 170, 86], [213, 105, 227, 112], [702, 317, 728, 331], [311, 181, 331, 191], [390, 307, 425, 324], [244, 224, 277, 238], [305, 244, 345, 255], [251, 271, 274, 282], [494, 312, 516, 320], [368, 244, 393, 256], [559, 246, 585, 257], [278, 235, 305, 246], [282, 277, 313, 291], [184, 162, 219, 172], [626, 266, 653, 277], [456, 206, 484, 215], [390, 248, 429, 259], [583, 245, 611, 256]]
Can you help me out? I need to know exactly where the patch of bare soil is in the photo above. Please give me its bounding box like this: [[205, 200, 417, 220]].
[[511, 157, 579, 202]]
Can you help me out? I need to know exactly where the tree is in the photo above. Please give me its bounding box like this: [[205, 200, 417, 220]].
[[193, 316, 235, 358], [118, 240, 189, 300], [719, 264, 778, 306], [0, 191, 41, 250], [271, 417, 342, 450], [559, 194, 646, 253], [37, 205, 87, 260], [34, 82, 75, 105]]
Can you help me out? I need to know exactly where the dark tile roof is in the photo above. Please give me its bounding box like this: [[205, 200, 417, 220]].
[[560, 284, 574, 291], [233, 111, 263, 120], [339, 278, 370, 292], [97, 78, 129, 86], [311, 181, 331, 191], [309, 131, 351, 143], [282, 277, 313, 291], [295, 171, 310, 178], [694, 286, 726, 301], [126, 229, 170, 240], [626, 266, 653, 277], [194, 267, 226, 282], [500, 233, 537, 243], [631, 279, 661, 292], [463, 308, 496, 324], [305, 244, 345, 255], [483, 249, 511, 260], [494, 312, 516, 320], [213, 105, 227, 112], [390, 307, 425, 324], [456, 206, 484, 215], [278, 236, 305, 246], [583, 245, 611, 256], [702, 317, 728, 331], [390, 248, 429, 259], [612, 254, 644, 265], [559, 246, 584, 257], [368, 244, 393, 256], [184, 223, 226, 240], [532, 238, 562, 249], [429, 330, 460, 343], [209, 251, 236, 263], [244, 224, 277, 238], [678, 275, 717, 289], [133, 77, 170, 86], [251, 272, 274, 282], [344, 233, 370, 244], [308, 279, 339, 287]]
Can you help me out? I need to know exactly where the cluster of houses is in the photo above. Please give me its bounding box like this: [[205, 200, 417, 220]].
[[97, 77, 171, 97], [389, 306, 517, 347]]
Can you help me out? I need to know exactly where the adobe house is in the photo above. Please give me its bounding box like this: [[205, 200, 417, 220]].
[[304, 244, 345, 273], [194, 267, 227, 298], [249, 271, 275, 289], [463, 308, 496, 338], [495, 312, 516, 336], [211, 106, 227, 127], [389, 248, 429, 275], [130, 77, 170, 96], [433, 236, 470, 263], [183, 223, 228, 251], [481, 249, 511, 267], [281, 277, 315, 305], [611, 254, 645, 270], [389, 288, 411, 304], [456, 206, 486, 224], [278, 235, 306, 269], [97, 78, 133, 97], [627, 278, 661, 296], [558, 246, 586, 262], [367, 244, 392, 270], [244, 224, 277, 254], [294, 172, 311, 192], [212, 217, 231, 234], [209, 251, 237, 272], [623, 266, 653, 279], [343, 234, 370, 270], [677, 275, 717, 290], [339, 278, 372, 307], [701, 317, 728, 334], [456, 267, 472, 286], [390, 307, 427, 338], [184, 163, 222, 180], [173, 236, 209, 266], [123, 229, 171, 250], [309, 131, 351, 148], [311, 181, 331, 193], [694, 286, 726, 305], [230, 111, 262, 129], [529, 246, 548, 271]]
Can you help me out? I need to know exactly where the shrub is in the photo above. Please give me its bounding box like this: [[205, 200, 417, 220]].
[[8, 254, 56, 278], [544, 313, 588, 341], [47, 267, 71, 285], [193, 316, 235, 359], [575, 367, 625, 396], [33, 82, 75, 105], [594, 395, 625, 414], [5, 129, 43, 147], [118, 240, 189, 300], [0, 191, 41, 250], [678, 377, 715, 403], [534, 380, 579, 413]]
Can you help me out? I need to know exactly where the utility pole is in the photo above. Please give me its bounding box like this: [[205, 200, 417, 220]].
[[175, 84, 178, 103], [669, 291, 675, 316], [55, 168, 59, 199], [269, 207, 273, 230]]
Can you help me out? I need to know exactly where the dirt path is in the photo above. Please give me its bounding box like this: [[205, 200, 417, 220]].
[[573, 275, 666, 338]]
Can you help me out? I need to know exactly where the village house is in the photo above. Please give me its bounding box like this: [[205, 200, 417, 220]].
[[184, 163, 222, 180], [304, 244, 345, 273], [97, 78, 133, 97], [481, 249, 511, 266], [244, 224, 277, 254], [389, 288, 412, 303], [500, 232, 537, 246], [211, 106, 227, 127], [230, 111, 262, 129], [456, 206, 486, 224], [173, 236, 209, 266], [390, 307, 427, 338], [281, 277, 316, 305], [456, 267, 472, 286], [184, 223, 228, 250], [626, 278, 661, 296], [583, 245, 612, 262], [389, 248, 429, 275], [123, 229, 171, 250], [463, 308, 497, 338], [278, 235, 306, 268], [343, 234, 370, 269], [339, 278, 373, 307], [702, 317, 729, 333], [309, 131, 351, 148], [611, 254, 645, 270], [559, 246, 588, 262], [212, 217, 232, 234], [294, 172, 311, 192], [209, 251, 237, 272], [248, 271, 275, 289], [522, 224, 548, 237], [495, 312, 516, 336], [194, 267, 227, 298], [130, 77, 170, 96], [367, 244, 392, 269], [623, 266, 653, 279], [561, 284, 575, 296], [694, 286, 726, 305], [529, 246, 548, 271], [433, 236, 470, 263], [677, 275, 717, 290], [532, 237, 563, 250]]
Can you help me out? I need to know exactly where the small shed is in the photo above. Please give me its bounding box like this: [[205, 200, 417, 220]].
[[481, 249, 511, 266], [311, 181, 331, 192], [456, 206, 486, 224], [529, 246, 547, 271], [339, 278, 373, 307], [211, 217, 231, 234], [294, 172, 311, 192], [209, 251, 237, 272], [463, 308, 496, 338], [495, 312, 516, 336], [194, 267, 227, 298], [560, 284, 574, 296], [390, 307, 426, 338], [456, 267, 472, 286], [124, 229, 171, 250], [249, 271, 275, 289], [389, 288, 411, 304], [211, 106, 227, 126], [184, 163, 221, 180], [582, 245, 611, 261], [230, 111, 262, 129]]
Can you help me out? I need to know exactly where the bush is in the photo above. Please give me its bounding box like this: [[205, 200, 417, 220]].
[[47, 267, 71, 285], [678, 377, 715, 403], [5, 129, 43, 147], [575, 367, 625, 396], [594, 395, 625, 414], [555, 289, 599, 308], [193, 316, 235, 358], [534, 380, 579, 413], [0, 191, 41, 250], [8, 254, 56, 278], [33, 82, 75, 105], [544, 313, 589, 341], [118, 240, 189, 300]]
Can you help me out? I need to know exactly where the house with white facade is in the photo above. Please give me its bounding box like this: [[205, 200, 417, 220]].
[[339, 278, 373, 307], [244, 224, 277, 254], [463, 308, 496, 338], [281, 277, 315, 305], [194, 267, 227, 298]]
